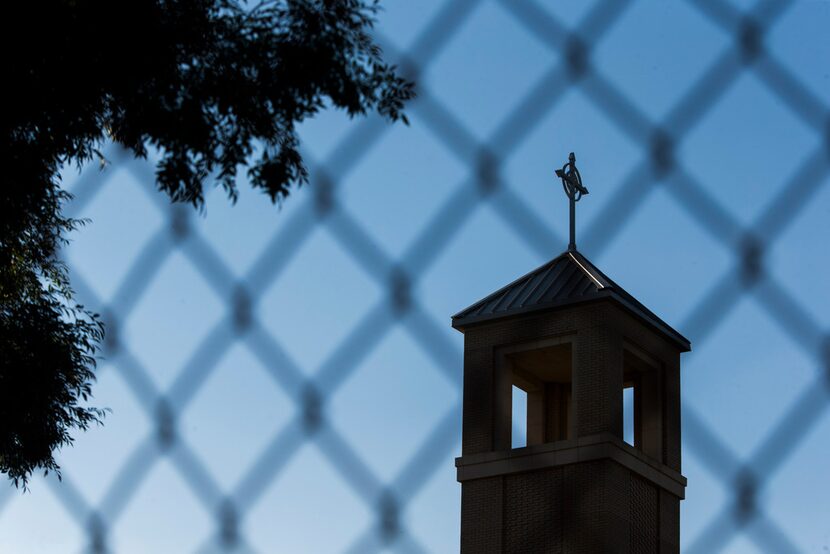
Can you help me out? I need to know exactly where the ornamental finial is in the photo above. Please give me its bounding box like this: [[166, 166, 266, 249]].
[[555, 152, 589, 251]]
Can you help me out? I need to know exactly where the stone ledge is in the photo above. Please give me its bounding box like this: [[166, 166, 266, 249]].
[[455, 433, 687, 499]]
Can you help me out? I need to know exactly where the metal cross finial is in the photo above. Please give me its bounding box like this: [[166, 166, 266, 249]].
[[555, 152, 589, 251]]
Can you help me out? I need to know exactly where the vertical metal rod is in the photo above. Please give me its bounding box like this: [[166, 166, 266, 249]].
[[556, 152, 586, 252], [569, 194, 576, 251]]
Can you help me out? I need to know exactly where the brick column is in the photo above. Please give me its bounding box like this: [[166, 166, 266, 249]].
[[573, 324, 623, 439]]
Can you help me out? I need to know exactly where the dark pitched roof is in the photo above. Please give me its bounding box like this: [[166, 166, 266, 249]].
[[451, 250, 690, 351]]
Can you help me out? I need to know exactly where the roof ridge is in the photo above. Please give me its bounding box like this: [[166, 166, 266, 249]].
[[567, 251, 606, 289]]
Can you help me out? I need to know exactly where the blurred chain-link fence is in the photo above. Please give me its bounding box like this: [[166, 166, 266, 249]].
[[2, 0, 829, 552]]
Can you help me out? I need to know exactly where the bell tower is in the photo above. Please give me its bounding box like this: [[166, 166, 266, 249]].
[[452, 154, 690, 553]]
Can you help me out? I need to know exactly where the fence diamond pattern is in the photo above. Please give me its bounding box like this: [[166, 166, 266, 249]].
[[1, 0, 829, 552]]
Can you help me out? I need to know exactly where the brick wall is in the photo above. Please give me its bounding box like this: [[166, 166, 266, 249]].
[[460, 459, 678, 553], [504, 469, 563, 552]]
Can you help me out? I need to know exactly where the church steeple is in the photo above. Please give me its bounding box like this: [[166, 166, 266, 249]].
[[453, 156, 689, 552]]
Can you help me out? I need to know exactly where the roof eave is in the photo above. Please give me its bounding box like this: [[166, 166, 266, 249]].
[[452, 291, 691, 352]]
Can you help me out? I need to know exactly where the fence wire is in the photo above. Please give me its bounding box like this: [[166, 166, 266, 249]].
[[3, 0, 830, 552]]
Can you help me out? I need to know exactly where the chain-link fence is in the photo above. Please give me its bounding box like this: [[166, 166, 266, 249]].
[[1, 0, 829, 552]]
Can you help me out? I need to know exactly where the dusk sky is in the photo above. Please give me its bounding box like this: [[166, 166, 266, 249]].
[[2, 1, 829, 552]]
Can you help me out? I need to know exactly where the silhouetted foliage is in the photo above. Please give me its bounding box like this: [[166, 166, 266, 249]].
[[0, 0, 413, 487]]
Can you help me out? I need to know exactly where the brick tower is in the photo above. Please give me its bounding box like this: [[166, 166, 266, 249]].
[[452, 249, 690, 553]]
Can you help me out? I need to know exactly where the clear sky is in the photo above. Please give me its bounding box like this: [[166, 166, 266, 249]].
[[1, 1, 829, 552]]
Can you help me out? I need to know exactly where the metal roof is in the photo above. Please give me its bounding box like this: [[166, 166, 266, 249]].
[[451, 250, 690, 351]]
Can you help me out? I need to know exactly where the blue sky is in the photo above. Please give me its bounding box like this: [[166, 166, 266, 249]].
[[1, 1, 829, 552]]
